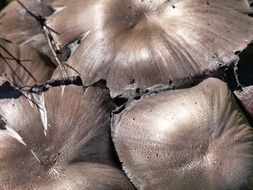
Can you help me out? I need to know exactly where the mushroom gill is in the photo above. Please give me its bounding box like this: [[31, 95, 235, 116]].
[[0, 78, 134, 190], [47, 0, 253, 97], [112, 78, 253, 190]]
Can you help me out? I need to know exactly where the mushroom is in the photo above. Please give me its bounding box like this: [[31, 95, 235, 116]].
[[0, 0, 54, 56], [47, 0, 253, 97], [0, 78, 134, 189], [0, 41, 55, 87], [1, 1, 253, 189], [112, 78, 253, 190]]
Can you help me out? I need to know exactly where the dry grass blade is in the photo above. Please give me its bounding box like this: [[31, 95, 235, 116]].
[[15, 0, 67, 77]]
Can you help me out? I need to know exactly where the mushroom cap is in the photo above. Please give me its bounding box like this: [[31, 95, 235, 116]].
[[48, 0, 253, 97], [0, 78, 134, 189], [112, 78, 253, 190], [0, 0, 54, 57], [0, 42, 55, 86]]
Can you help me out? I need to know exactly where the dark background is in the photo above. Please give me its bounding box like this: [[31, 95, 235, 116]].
[[0, 0, 12, 11]]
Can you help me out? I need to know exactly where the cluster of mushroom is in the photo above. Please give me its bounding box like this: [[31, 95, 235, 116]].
[[0, 0, 253, 189]]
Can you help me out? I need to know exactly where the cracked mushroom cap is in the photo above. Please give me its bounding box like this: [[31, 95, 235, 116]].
[[112, 78, 253, 190], [0, 41, 55, 87], [47, 0, 253, 97], [0, 78, 134, 190]]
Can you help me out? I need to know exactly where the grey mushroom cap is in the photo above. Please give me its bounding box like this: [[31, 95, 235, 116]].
[[112, 78, 253, 190], [0, 78, 134, 190], [48, 0, 253, 97], [0, 42, 55, 87]]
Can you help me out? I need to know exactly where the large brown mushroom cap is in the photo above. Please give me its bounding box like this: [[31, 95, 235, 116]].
[[0, 42, 55, 87], [112, 78, 253, 190], [0, 78, 134, 189], [48, 0, 253, 97]]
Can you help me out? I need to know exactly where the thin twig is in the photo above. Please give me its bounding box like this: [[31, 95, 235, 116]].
[[16, 0, 67, 77], [0, 44, 37, 83], [0, 37, 11, 44], [0, 53, 25, 85], [18, 77, 107, 95], [19, 76, 83, 93]]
